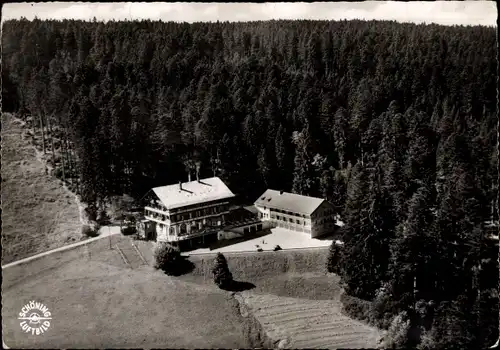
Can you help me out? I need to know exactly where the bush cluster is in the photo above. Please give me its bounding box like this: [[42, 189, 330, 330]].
[[81, 224, 99, 237], [153, 242, 181, 275], [340, 293, 372, 322], [121, 226, 137, 235]]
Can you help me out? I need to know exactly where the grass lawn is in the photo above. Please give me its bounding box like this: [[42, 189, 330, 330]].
[[2, 251, 252, 348], [1, 113, 82, 265], [2, 237, 382, 348]]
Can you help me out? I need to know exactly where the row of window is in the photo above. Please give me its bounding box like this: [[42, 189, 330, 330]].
[[261, 206, 308, 218], [275, 222, 311, 233], [146, 205, 228, 222], [272, 214, 310, 226], [259, 205, 335, 220], [157, 218, 223, 236]]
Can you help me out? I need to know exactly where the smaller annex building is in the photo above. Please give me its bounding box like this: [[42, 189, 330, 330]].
[[254, 189, 336, 238]]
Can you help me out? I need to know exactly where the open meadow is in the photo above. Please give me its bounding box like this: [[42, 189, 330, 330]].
[[2, 239, 252, 349], [1, 113, 82, 265], [3, 236, 382, 348]]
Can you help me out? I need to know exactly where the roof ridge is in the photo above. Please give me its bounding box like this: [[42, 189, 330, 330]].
[[254, 189, 327, 215]]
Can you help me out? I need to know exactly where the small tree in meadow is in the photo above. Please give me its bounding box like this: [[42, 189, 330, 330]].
[[154, 242, 181, 275], [212, 253, 233, 289], [326, 242, 342, 274]]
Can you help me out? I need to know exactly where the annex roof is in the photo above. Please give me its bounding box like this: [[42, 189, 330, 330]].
[[151, 177, 235, 210], [254, 189, 325, 215]]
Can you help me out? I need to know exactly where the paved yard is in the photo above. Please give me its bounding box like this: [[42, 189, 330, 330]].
[[188, 228, 334, 255]]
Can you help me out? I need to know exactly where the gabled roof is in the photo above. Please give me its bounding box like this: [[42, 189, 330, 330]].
[[254, 189, 326, 215], [151, 177, 235, 210]]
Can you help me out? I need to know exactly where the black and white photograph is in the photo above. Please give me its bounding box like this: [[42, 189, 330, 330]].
[[1, 1, 498, 348]]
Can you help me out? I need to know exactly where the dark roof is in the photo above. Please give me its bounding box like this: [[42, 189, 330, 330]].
[[254, 189, 325, 215], [243, 205, 259, 215]]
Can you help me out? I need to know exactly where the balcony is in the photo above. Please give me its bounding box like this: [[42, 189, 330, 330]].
[[144, 212, 169, 225], [170, 210, 229, 224], [174, 223, 224, 241]]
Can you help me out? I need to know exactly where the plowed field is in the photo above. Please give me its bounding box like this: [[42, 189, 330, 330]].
[[238, 292, 383, 349]]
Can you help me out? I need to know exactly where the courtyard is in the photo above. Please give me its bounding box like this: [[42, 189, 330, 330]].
[[187, 227, 338, 255]]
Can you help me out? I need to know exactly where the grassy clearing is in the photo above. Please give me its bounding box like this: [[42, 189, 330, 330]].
[[134, 241, 336, 299], [131, 240, 330, 280], [187, 247, 330, 280], [1, 113, 82, 265], [2, 246, 253, 348], [3, 236, 377, 348], [2, 232, 124, 290]]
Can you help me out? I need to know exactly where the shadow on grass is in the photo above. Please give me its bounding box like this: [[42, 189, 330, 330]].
[[315, 229, 344, 241], [223, 280, 256, 292], [161, 256, 195, 277]]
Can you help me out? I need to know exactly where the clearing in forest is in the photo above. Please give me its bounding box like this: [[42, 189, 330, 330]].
[[1, 113, 82, 265]]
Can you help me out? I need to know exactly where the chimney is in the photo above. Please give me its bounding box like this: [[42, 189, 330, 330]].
[[188, 173, 191, 182], [196, 164, 200, 182], [179, 181, 182, 191]]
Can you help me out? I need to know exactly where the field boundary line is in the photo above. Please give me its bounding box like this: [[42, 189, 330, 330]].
[[115, 245, 131, 268], [132, 242, 148, 266]]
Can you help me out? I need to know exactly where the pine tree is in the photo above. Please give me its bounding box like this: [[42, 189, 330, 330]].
[[291, 127, 316, 196], [212, 253, 233, 289], [326, 242, 341, 274]]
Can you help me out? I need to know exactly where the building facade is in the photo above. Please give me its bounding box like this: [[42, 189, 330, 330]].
[[254, 189, 336, 238], [140, 177, 235, 247]]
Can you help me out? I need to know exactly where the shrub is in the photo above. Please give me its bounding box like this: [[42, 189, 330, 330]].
[[81, 224, 98, 237], [54, 168, 63, 179], [84, 205, 98, 221], [369, 283, 402, 329], [381, 311, 411, 349], [97, 209, 110, 225], [121, 226, 137, 235], [340, 293, 372, 322], [212, 253, 233, 289], [273, 245, 282, 251], [153, 242, 182, 275], [257, 247, 263, 252]]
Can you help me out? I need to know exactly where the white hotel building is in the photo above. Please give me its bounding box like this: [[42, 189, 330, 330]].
[[139, 177, 235, 247]]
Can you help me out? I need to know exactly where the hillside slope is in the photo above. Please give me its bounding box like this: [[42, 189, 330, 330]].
[[237, 291, 383, 349], [1, 113, 82, 265], [2, 248, 253, 348]]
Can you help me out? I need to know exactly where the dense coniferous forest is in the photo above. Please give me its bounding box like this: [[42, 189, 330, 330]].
[[2, 18, 498, 348]]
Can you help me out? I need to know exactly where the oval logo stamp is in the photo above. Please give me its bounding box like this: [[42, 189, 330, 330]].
[[18, 301, 52, 335]]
